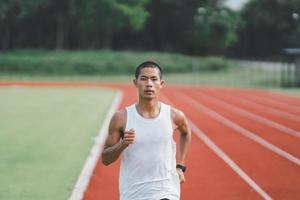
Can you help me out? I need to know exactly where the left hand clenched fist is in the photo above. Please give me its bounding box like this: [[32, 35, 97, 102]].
[[176, 168, 186, 184]]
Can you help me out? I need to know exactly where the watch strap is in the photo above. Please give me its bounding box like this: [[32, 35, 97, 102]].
[[176, 164, 187, 173]]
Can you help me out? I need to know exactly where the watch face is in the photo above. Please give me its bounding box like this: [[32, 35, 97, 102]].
[[176, 164, 186, 173]]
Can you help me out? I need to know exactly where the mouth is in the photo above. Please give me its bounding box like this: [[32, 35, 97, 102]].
[[144, 90, 154, 94]]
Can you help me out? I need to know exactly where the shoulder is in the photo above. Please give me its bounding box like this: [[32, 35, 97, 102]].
[[170, 106, 187, 127], [110, 108, 127, 130], [112, 108, 126, 120]]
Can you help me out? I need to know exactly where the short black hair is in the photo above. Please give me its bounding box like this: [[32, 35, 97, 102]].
[[135, 61, 163, 79]]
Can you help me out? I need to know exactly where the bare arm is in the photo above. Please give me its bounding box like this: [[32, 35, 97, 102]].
[[172, 107, 191, 183], [101, 110, 135, 166]]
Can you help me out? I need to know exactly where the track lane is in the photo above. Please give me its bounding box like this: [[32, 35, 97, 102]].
[[191, 88, 300, 135], [198, 87, 300, 130], [84, 85, 263, 200], [218, 87, 300, 107], [199, 88, 300, 123], [164, 87, 300, 199], [160, 92, 267, 199], [239, 89, 300, 107], [174, 89, 300, 166], [222, 89, 300, 115], [179, 88, 300, 158]]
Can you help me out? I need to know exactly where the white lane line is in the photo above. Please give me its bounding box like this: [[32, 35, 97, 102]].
[[235, 91, 300, 112], [191, 91, 300, 138], [206, 90, 300, 123], [190, 122, 273, 200], [161, 93, 273, 200], [69, 91, 123, 200], [251, 92, 300, 107], [176, 91, 300, 166]]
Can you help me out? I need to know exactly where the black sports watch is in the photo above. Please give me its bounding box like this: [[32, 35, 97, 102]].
[[176, 164, 187, 173]]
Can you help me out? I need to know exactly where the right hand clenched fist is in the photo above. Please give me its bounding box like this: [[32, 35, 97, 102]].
[[122, 128, 135, 147]]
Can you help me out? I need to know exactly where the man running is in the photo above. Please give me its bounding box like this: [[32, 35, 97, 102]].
[[102, 61, 191, 200]]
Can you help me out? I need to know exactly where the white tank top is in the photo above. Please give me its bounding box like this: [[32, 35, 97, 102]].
[[119, 102, 180, 200]]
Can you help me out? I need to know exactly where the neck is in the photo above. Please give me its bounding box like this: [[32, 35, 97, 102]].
[[136, 98, 161, 118]]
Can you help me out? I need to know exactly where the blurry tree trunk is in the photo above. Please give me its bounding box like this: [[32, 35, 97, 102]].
[[56, 12, 65, 49], [1, 28, 10, 51], [82, 31, 89, 49], [87, 31, 97, 49], [102, 27, 113, 49]]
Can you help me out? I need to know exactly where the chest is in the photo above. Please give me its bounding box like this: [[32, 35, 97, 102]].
[[126, 116, 173, 147]]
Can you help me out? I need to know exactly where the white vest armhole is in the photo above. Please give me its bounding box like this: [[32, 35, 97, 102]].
[[168, 105, 176, 131], [125, 105, 132, 131]]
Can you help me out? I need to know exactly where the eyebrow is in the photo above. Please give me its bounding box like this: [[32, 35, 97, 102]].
[[140, 75, 159, 78]]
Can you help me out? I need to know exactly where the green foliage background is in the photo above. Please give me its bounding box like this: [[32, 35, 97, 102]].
[[0, 0, 299, 57], [0, 50, 229, 75]]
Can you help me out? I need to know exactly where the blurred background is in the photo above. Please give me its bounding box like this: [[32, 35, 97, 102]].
[[1, 1, 300, 200], [0, 0, 300, 88]]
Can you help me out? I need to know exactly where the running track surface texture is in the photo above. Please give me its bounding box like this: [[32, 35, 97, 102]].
[[1, 81, 299, 200]]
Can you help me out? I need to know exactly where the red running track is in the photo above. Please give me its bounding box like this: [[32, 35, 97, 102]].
[[83, 84, 300, 200], [1, 81, 299, 199]]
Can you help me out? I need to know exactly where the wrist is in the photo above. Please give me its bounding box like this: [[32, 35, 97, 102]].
[[120, 139, 129, 148], [176, 164, 187, 173]]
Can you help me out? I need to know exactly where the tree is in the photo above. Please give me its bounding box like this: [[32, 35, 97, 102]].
[[191, 2, 242, 55], [137, 0, 207, 53], [134, 0, 241, 55], [0, 0, 150, 50], [0, 0, 47, 50], [233, 0, 300, 58], [70, 0, 149, 48]]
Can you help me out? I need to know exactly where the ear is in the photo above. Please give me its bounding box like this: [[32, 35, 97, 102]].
[[133, 79, 138, 87], [160, 79, 165, 88]]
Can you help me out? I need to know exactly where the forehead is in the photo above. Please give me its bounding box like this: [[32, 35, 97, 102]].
[[139, 67, 160, 77]]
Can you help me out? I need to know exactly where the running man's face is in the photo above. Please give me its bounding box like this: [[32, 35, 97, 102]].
[[134, 67, 164, 100]]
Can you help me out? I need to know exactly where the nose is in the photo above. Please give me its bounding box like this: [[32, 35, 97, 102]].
[[146, 79, 153, 87]]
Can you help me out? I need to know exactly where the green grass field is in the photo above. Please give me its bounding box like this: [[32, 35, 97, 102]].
[[0, 86, 116, 200]]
